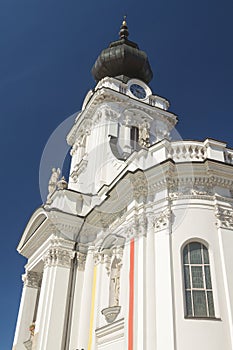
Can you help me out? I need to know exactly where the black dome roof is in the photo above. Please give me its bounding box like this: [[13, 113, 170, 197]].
[[91, 19, 153, 84]]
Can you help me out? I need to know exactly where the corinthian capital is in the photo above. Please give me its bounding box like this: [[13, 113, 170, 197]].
[[76, 252, 87, 271], [43, 248, 74, 268], [22, 271, 42, 288]]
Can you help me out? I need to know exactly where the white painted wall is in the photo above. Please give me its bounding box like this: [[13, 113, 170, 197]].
[[13, 77, 233, 350]]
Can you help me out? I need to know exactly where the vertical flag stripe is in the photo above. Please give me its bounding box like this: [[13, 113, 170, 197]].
[[128, 239, 135, 350], [88, 265, 97, 350]]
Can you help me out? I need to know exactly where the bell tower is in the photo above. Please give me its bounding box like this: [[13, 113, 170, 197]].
[[67, 18, 177, 194], [13, 18, 233, 350]]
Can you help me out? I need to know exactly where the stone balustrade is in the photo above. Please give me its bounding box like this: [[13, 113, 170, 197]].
[[167, 141, 207, 161], [149, 138, 231, 164]]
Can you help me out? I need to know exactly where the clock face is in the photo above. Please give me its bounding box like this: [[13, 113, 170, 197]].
[[130, 84, 147, 99]]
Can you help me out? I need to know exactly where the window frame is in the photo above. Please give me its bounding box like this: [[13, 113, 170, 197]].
[[182, 241, 216, 319]]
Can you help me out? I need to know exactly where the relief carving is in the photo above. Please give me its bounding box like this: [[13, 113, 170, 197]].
[[70, 159, 88, 182], [215, 205, 233, 229], [105, 108, 118, 121], [130, 172, 148, 199], [153, 208, 172, 232], [169, 184, 213, 199]]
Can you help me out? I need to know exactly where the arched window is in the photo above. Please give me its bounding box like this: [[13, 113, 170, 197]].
[[130, 126, 139, 150], [183, 242, 215, 318]]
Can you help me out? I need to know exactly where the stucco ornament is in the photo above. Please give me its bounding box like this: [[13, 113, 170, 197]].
[[43, 247, 74, 268], [57, 176, 68, 190], [153, 208, 172, 232], [101, 245, 123, 324], [139, 122, 150, 147], [215, 205, 233, 229], [22, 271, 42, 288], [130, 172, 148, 199], [46, 167, 61, 203], [76, 252, 87, 271]]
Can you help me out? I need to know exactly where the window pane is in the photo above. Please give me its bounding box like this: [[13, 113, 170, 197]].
[[207, 291, 215, 317], [190, 242, 202, 264], [191, 266, 204, 288], [183, 245, 189, 264], [193, 291, 207, 317], [185, 291, 193, 316], [130, 126, 139, 141], [183, 242, 215, 319], [205, 266, 212, 289], [184, 266, 191, 289], [203, 246, 209, 264]]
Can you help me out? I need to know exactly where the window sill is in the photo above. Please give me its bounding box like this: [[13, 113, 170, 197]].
[[184, 316, 221, 321]]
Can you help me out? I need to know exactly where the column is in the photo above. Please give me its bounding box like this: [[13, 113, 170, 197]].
[[154, 208, 175, 350], [215, 205, 233, 348], [13, 271, 42, 350], [35, 240, 74, 350], [88, 250, 101, 350], [68, 252, 86, 350], [146, 214, 156, 349], [76, 247, 95, 350], [134, 234, 147, 350]]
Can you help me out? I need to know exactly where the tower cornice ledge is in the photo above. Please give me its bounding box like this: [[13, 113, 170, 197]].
[[67, 78, 177, 147]]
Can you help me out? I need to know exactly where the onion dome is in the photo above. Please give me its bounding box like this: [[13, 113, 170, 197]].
[[91, 17, 153, 84]]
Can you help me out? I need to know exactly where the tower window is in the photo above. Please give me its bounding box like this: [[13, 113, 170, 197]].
[[130, 126, 139, 150], [183, 242, 215, 318]]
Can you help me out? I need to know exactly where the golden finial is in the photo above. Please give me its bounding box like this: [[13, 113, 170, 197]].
[[122, 15, 127, 26], [119, 15, 129, 39]]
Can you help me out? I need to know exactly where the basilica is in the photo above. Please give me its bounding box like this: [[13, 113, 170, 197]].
[[13, 19, 233, 350]]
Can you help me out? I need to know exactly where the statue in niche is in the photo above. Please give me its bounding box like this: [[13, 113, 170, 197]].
[[109, 256, 121, 307], [101, 241, 124, 324], [47, 168, 61, 198], [139, 122, 150, 147]]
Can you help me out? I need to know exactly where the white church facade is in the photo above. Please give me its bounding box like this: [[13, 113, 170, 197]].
[[13, 19, 233, 350]]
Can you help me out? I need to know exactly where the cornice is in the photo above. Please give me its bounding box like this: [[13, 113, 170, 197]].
[[66, 87, 177, 146]]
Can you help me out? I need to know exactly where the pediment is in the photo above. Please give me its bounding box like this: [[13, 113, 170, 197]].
[[17, 208, 48, 253]]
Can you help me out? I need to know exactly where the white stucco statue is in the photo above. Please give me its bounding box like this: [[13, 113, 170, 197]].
[[139, 122, 150, 147], [47, 168, 61, 199]]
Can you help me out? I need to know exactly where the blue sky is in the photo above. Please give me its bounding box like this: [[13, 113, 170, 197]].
[[1, 0, 233, 348]]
